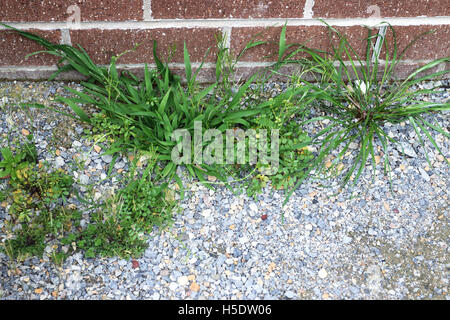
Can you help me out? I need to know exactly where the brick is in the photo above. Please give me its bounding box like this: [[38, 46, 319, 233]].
[[151, 0, 306, 19], [383, 25, 450, 60], [231, 26, 369, 62], [0, 0, 142, 22], [70, 28, 221, 65], [231, 25, 450, 62], [0, 30, 60, 66], [313, 0, 450, 18]]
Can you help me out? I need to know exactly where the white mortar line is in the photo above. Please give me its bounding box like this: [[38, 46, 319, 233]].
[[143, 0, 152, 21], [221, 26, 232, 49], [60, 28, 72, 45], [303, 0, 315, 19], [1, 16, 449, 31]]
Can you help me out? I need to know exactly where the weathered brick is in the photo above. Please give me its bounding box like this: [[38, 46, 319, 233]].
[[231, 26, 369, 62], [231, 25, 450, 62], [313, 0, 450, 18], [70, 28, 221, 64], [151, 0, 306, 19], [0, 30, 60, 66], [384, 25, 450, 60], [0, 0, 142, 22]]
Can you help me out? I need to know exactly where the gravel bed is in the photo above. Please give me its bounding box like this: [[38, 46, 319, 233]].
[[0, 80, 448, 300]]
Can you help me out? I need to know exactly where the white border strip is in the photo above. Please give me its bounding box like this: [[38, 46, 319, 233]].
[[1, 16, 449, 31], [0, 59, 443, 73]]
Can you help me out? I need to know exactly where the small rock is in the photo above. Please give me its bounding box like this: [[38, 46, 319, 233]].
[[177, 276, 189, 286], [285, 291, 295, 299], [102, 154, 113, 163], [115, 161, 125, 169], [93, 192, 102, 201], [72, 141, 82, 148], [94, 266, 103, 274], [201, 209, 211, 218], [55, 156, 65, 168], [398, 142, 417, 158], [190, 282, 200, 292], [239, 237, 249, 245], [132, 259, 140, 269], [418, 167, 430, 182], [169, 282, 178, 291], [343, 236, 352, 244], [79, 174, 89, 185], [318, 268, 328, 279]]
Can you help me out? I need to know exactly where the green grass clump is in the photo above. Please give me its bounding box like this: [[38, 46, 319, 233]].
[[274, 22, 449, 199], [1, 23, 280, 188]]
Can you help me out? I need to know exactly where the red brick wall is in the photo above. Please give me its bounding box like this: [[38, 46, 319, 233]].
[[0, 0, 449, 80]]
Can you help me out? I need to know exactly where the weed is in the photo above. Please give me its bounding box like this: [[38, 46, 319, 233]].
[[1, 21, 447, 238], [72, 152, 175, 259], [0, 155, 80, 262], [0, 134, 37, 179], [1, 23, 292, 191], [276, 22, 449, 201]]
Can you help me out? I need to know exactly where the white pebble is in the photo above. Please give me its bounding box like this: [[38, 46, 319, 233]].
[[177, 276, 189, 286], [169, 282, 178, 291], [249, 203, 258, 212], [318, 268, 328, 279]]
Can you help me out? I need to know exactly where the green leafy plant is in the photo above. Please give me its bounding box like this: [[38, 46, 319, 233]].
[[1, 23, 282, 190], [3, 21, 447, 217], [277, 22, 449, 199], [0, 135, 37, 179], [1, 160, 79, 262], [72, 152, 175, 259], [243, 85, 315, 198]]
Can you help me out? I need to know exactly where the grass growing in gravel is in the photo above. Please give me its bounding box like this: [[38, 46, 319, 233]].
[[0, 23, 316, 261], [0, 139, 80, 263], [0, 22, 448, 262], [0, 136, 176, 262], [270, 23, 450, 200], [2, 23, 279, 186], [1, 23, 316, 195], [67, 151, 176, 259]]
